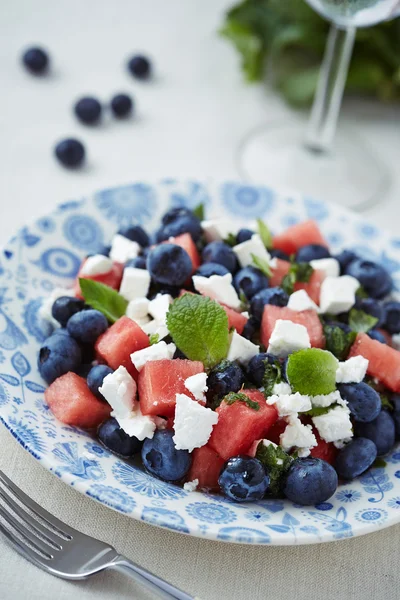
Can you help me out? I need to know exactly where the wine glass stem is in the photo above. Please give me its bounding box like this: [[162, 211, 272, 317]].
[[305, 25, 356, 153]]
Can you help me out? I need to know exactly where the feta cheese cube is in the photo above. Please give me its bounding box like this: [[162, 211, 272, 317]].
[[141, 319, 159, 335], [336, 356, 369, 384], [115, 406, 157, 441], [109, 234, 140, 263], [280, 415, 317, 452], [319, 275, 359, 315], [131, 341, 176, 372], [119, 268, 151, 301], [99, 366, 137, 418], [272, 382, 292, 395], [267, 392, 312, 416], [39, 286, 74, 328], [126, 297, 150, 321], [287, 289, 319, 313], [192, 273, 241, 310], [183, 479, 199, 492], [297, 448, 311, 458], [227, 330, 259, 366], [185, 372, 208, 401], [173, 394, 218, 452], [311, 390, 343, 408], [233, 234, 271, 268], [309, 258, 340, 278], [201, 220, 233, 243], [148, 293, 173, 322], [267, 320, 311, 358], [80, 254, 113, 277], [312, 405, 353, 443]]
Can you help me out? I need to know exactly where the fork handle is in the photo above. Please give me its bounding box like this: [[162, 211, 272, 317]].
[[111, 555, 197, 600]]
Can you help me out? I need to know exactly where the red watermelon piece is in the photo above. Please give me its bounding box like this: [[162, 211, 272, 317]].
[[221, 305, 248, 334], [45, 372, 111, 428], [294, 269, 325, 305], [95, 316, 149, 378], [208, 389, 278, 460], [261, 305, 324, 349], [273, 220, 328, 256], [186, 445, 225, 492], [265, 418, 288, 445], [170, 233, 201, 273], [138, 359, 204, 417], [309, 432, 338, 465], [270, 259, 290, 287], [74, 259, 124, 299], [349, 333, 400, 392]]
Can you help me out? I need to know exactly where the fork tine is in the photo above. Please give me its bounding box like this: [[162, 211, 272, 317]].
[[0, 504, 54, 558], [0, 471, 73, 539], [0, 518, 46, 567]]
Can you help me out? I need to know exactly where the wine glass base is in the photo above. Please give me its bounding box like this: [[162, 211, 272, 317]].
[[237, 121, 391, 211]]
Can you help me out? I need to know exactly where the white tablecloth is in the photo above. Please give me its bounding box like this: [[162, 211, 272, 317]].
[[1, 1, 400, 599]]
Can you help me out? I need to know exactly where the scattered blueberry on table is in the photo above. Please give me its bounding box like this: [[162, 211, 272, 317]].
[[74, 96, 102, 125], [110, 93, 133, 118], [22, 46, 49, 74], [54, 138, 85, 168], [127, 54, 151, 79]]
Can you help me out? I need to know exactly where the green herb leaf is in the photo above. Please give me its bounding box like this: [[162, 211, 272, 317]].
[[281, 262, 313, 294], [287, 348, 338, 396], [239, 290, 249, 311], [349, 308, 379, 333], [79, 278, 128, 323], [255, 441, 293, 497], [373, 457, 387, 469], [166, 293, 229, 369], [251, 253, 272, 278], [262, 359, 282, 396], [356, 286, 369, 299], [224, 391, 260, 410], [257, 218, 273, 249], [380, 394, 394, 411], [223, 232, 237, 247], [323, 325, 357, 361], [149, 333, 160, 345], [193, 203, 205, 220], [303, 406, 332, 417]]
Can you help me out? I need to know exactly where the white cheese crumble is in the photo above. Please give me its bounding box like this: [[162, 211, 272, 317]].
[[267, 392, 312, 417], [333, 438, 352, 450], [227, 330, 259, 366], [173, 394, 218, 452], [272, 382, 292, 395], [311, 390, 344, 408], [148, 293, 173, 322], [125, 297, 150, 322], [109, 234, 140, 263], [39, 287, 74, 328], [192, 273, 241, 310], [309, 257, 340, 278], [336, 355, 369, 384], [99, 366, 136, 418], [201, 220, 234, 243], [287, 289, 320, 313], [184, 372, 208, 401], [233, 233, 272, 268], [183, 479, 199, 492], [267, 320, 311, 358], [312, 405, 353, 443], [119, 267, 151, 301], [80, 254, 113, 277], [114, 407, 157, 441], [280, 415, 317, 453], [130, 341, 176, 372], [319, 275, 359, 315]]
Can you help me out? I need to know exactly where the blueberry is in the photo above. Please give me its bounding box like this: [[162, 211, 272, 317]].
[[241, 316, 258, 342], [155, 215, 202, 243], [162, 207, 194, 225], [354, 410, 396, 456], [118, 224, 149, 247], [346, 259, 392, 299], [382, 301, 400, 334], [270, 249, 290, 261], [196, 263, 229, 277], [110, 93, 133, 118], [335, 437, 377, 479], [74, 97, 102, 125], [38, 333, 82, 384], [355, 297, 384, 327], [335, 250, 357, 274], [22, 47, 49, 74], [87, 365, 114, 400], [98, 418, 142, 457], [148, 283, 181, 299], [54, 138, 85, 168], [283, 458, 338, 505], [206, 360, 245, 409], [250, 287, 288, 321], [233, 266, 269, 300], [125, 256, 146, 270], [392, 394, 400, 439], [147, 244, 192, 287], [295, 244, 330, 263], [142, 429, 191, 482], [246, 352, 278, 387], [128, 55, 151, 79], [219, 456, 269, 502], [281, 356, 288, 382], [367, 329, 387, 344], [337, 383, 381, 423], [77, 363, 94, 378], [67, 309, 108, 345], [51, 296, 85, 328], [236, 229, 254, 244], [201, 242, 238, 274]]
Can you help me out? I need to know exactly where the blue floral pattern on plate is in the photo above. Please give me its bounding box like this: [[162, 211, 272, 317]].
[[0, 180, 399, 545]]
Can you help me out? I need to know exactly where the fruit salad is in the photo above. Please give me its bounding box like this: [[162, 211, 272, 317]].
[[38, 206, 400, 506]]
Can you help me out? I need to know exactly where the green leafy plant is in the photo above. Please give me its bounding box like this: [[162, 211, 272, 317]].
[[256, 441, 293, 497], [224, 391, 260, 410], [323, 324, 357, 360], [79, 279, 128, 323], [281, 261, 313, 295]]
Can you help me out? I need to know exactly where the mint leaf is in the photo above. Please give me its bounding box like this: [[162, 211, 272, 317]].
[[193, 203, 205, 220], [257, 218, 273, 249], [223, 232, 237, 247], [373, 457, 387, 468], [256, 441, 292, 497], [262, 359, 282, 397], [349, 308, 378, 333], [251, 253, 272, 278], [166, 293, 229, 369], [287, 348, 338, 396], [323, 325, 357, 361], [281, 262, 313, 294], [380, 394, 394, 411], [303, 406, 332, 417], [356, 286, 369, 299], [79, 278, 128, 323], [224, 391, 260, 410], [149, 333, 160, 345]]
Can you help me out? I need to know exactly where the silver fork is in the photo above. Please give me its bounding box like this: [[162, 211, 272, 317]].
[[0, 470, 197, 600]]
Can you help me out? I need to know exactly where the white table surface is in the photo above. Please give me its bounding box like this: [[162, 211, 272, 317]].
[[1, 1, 400, 599]]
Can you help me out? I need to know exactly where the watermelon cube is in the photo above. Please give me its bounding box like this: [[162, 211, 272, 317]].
[[270, 259, 290, 287], [221, 304, 248, 334], [45, 372, 111, 428], [186, 444, 225, 492], [261, 305, 324, 349], [208, 389, 278, 460], [95, 316, 149, 378], [138, 359, 204, 417], [273, 220, 328, 256], [294, 269, 325, 305], [349, 333, 400, 392], [264, 417, 287, 445], [74, 259, 124, 299], [170, 233, 201, 273], [309, 432, 338, 465]]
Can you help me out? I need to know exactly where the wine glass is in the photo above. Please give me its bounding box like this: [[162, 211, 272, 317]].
[[238, 0, 400, 211]]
